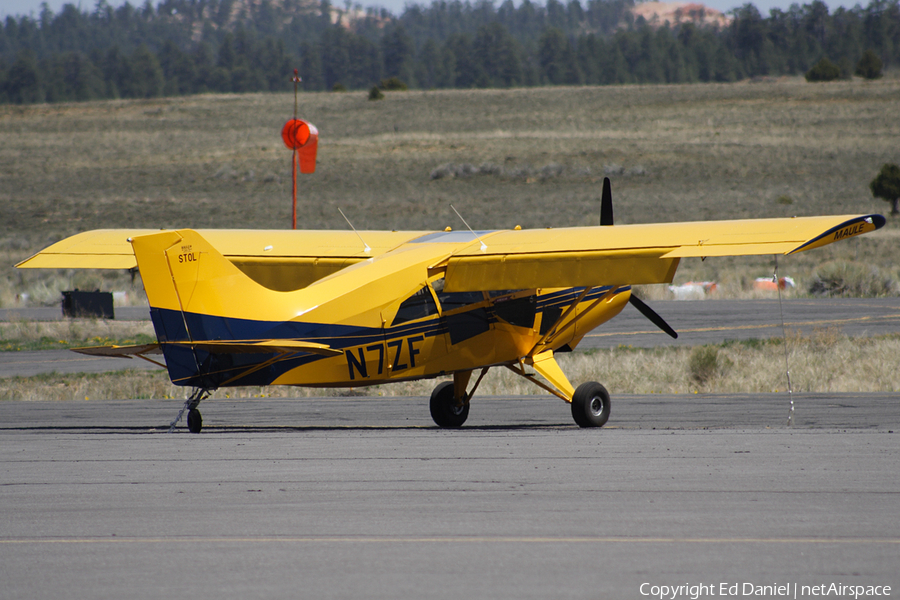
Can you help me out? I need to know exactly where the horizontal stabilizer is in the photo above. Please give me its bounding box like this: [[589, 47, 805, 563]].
[[170, 340, 343, 357], [72, 340, 341, 359], [72, 343, 167, 369], [72, 343, 162, 358]]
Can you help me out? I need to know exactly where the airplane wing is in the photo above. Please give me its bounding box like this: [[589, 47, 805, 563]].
[[441, 214, 884, 291], [16, 214, 884, 293], [15, 229, 428, 269], [16, 229, 428, 291]]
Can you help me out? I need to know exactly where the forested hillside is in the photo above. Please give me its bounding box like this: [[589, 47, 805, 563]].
[[0, 0, 898, 104]]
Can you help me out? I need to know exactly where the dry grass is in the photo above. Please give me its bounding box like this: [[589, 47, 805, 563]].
[[2, 78, 900, 304], [0, 264, 148, 308], [4, 330, 899, 401], [0, 319, 155, 350]]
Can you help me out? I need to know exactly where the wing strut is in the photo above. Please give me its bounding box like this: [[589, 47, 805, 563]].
[[529, 286, 621, 357], [530, 286, 592, 353]]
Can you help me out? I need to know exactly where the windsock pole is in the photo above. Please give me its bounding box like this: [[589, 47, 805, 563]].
[[281, 70, 318, 230], [291, 69, 300, 230]]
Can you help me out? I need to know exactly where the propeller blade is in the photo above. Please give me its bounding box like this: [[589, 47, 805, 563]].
[[628, 294, 678, 339], [600, 176, 614, 226]]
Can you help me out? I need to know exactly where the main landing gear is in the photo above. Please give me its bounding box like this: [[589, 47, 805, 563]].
[[428, 362, 612, 429], [429, 369, 489, 428], [430, 381, 469, 428]]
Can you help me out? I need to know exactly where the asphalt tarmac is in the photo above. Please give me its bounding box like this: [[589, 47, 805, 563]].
[[3, 298, 900, 377], [1, 394, 898, 599]]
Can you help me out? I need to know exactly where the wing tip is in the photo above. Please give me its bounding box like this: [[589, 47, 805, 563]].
[[788, 214, 886, 255]]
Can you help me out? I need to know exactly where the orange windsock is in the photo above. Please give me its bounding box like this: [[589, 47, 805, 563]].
[[281, 118, 318, 173]]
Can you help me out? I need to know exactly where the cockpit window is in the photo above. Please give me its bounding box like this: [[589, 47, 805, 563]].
[[392, 287, 439, 326]]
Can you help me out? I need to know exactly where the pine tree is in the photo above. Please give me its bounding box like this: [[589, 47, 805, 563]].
[[299, 41, 324, 91], [320, 26, 350, 90], [4, 49, 42, 103], [129, 45, 164, 98], [381, 24, 414, 83], [538, 27, 580, 85]]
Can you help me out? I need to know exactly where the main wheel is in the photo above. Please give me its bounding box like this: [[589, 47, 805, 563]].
[[429, 381, 469, 428], [571, 382, 611, 428], [187, 408, 203, 433]]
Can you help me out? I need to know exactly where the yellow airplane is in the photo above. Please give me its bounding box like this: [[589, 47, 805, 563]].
[[17, 180, 885, 432]]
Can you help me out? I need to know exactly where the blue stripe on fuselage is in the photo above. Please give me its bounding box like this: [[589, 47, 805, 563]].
[[150, 285, 629, 388], [151, 307, 446, 388]]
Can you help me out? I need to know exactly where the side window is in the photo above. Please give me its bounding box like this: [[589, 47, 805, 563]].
[[431, 277, 485, 313], [392, 287, 439, 326], [438, 290, 486, 312]]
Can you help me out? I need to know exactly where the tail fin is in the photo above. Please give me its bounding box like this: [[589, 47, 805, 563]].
[[131, 229, 297, 343], [131, 229, 307, 388], [132, 229, 284, 322]]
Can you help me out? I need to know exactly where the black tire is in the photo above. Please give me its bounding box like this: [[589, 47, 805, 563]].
[[187, 408, 203, 433], [571, 382, 611, 428], [429, 381, 469, 428]]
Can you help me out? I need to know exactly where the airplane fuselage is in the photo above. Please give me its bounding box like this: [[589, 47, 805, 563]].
[[149, 234, 632, 389]]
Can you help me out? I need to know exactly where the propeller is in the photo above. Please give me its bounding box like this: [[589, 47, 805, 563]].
[[600, 179, 675, 339], [628, 294, 678, 339], [600, 176, 614, 226]]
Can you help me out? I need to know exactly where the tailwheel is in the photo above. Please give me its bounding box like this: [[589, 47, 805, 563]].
[[167, 388, 211, 434], [187, 408, 203, 434], [571, 382, 611, 428], [430, 381, 469, 428]]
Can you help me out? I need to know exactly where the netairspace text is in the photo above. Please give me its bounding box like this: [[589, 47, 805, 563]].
[[639, 582, 892, 600]]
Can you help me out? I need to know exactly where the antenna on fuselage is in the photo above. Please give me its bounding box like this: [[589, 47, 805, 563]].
[[338, 207, 371, 254], [450, 204, 487, 252]]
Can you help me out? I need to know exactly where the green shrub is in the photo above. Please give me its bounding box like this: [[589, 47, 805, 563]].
[[689, 346, 724, 385], [332, 82, 347, 92], [805, 58, 841, 82], [368, 85, 384, 101], [856, 50, 883, 80], [871, 163, 900, 215], [808, 260, 896, 297], [379, 77, 408, 91]]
